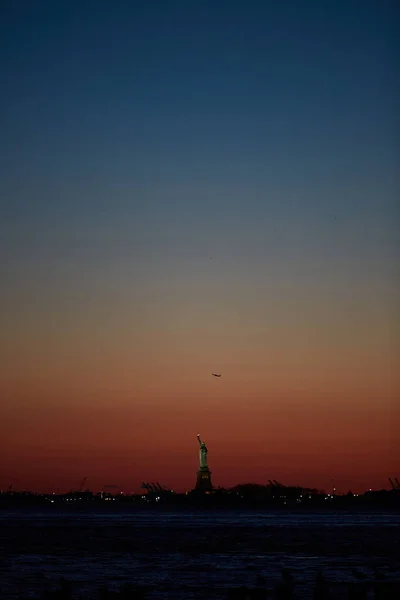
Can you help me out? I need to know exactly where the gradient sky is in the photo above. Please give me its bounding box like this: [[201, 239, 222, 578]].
[[0, 0, 399, 495]]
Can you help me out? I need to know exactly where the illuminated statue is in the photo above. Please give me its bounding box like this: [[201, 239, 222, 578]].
[[197, 434, 208, 469]]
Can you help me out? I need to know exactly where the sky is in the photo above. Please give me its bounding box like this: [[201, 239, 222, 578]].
[[0, 0, 399, 495]]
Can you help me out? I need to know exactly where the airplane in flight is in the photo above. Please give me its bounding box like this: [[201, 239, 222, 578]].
[[212, 373, 221, 377]]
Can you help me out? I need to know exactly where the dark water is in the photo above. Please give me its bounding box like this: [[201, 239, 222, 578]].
[[0, 509, 399, 599]]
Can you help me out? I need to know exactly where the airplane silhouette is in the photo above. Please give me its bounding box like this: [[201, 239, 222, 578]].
[[212, 373, 221, 377]]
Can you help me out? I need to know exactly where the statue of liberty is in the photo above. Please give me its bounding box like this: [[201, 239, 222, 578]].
[[197, 434, 208, 469], [195, 434, 213, 491]]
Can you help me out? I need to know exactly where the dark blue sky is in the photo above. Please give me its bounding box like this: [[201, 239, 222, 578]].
[[1, 0, 398, 280], [1, 0, 398, 315], [1, 0, 398, 272], [1, 1, 398, 209], [0, 0, 398, 321]]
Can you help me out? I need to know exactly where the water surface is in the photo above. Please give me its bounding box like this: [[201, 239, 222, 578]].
[[0, 509, 399, 598]]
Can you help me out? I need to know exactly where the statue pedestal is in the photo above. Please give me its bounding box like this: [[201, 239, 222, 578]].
[[195, 467, 213, 492]]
